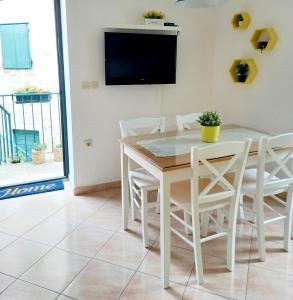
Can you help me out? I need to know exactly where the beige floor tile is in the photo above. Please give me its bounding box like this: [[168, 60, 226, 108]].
[[0, 200, 21, 221], [101, 187, 123, 209], [21, 248, 90, 292], [120, 272, 185, 300], [249, 240, 293, 276], [246, 266, 293, 300], [139, 242, 194, 286], [63, 259, 134, 300], [58, 224, 114, 257], [57, 296, 74, 300], [0, 232, 17, 250], [53, 201, 101, 223], [0, 273, 15, 293], [23, 217, 79, 246], [0, 239, 50, 277], [118, 216, 160, 243], [0, 212, 46, 236], [0, 280, 58, 300], [83, 206, 122, 231], [202, 231, 252, 264], [182, 287, 228, 300], [95, 231, 149, 269], [189, 255, 248, 300]]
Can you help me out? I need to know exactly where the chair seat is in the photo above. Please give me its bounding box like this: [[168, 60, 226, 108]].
[[170, 178, 228, 212], [241, 169, 288, 196], [129, 168, 159, 190]]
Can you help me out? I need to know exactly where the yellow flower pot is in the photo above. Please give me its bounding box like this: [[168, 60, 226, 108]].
[[200, 125, 220, 143]]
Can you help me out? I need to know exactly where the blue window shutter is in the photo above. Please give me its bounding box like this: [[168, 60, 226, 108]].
[[0, 23, 32, 69]]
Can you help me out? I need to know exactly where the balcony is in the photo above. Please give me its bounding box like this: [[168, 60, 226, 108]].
[[0, 93, 64, 186]]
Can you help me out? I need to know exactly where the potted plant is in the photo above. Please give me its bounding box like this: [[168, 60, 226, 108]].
[[54, 144, 63, 162], [143, 10, 165, 25], [235, 14, 244, 27], [14, 85, 52, 104], [9, 155, 21, 164], [32, 143, 47, 164], [236, 63, 249, 83], [197, 111, 221, 143]]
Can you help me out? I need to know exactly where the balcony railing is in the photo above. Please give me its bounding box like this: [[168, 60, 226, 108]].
[[0, 93, 62, 164]]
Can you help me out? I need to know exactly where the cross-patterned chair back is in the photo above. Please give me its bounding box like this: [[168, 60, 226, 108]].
[[191, 140, 251, 212], [176, 112, 202, 131], [119, 117, 166, 138], [257, 133, 293, 191]]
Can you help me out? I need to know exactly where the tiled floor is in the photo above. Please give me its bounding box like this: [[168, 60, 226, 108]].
[[0, 184, 292, 299]]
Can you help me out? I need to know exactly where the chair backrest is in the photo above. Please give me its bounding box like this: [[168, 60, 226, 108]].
[[119, 117, 166, 138], [191, 140, 251, 212], [257, 133, 293, 191], [176, 112, 202, 131]]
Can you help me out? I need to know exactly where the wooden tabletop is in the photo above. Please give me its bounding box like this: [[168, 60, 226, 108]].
[[120, 125, 268, 172]]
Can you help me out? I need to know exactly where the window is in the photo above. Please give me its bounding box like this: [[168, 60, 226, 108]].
[[0, 23, 32, 70]]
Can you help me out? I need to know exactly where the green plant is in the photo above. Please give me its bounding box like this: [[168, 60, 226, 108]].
[[197, 111, 221, 127], [9, 155, 21, 164], [236, 63, 249, 82], [14, 85, 50, 94], [143, 10, 165, 19], [236, 14, 244, 25], [33, 143, 47, 152]]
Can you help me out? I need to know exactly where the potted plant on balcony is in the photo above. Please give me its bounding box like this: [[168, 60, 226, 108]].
[[236, 63, 249, 82], [32, 143, 47, 164], [54, 144, 63, 162], [143, 10, 165, 25], [14, 85, 52, 104], [197, 111, 221, 143]]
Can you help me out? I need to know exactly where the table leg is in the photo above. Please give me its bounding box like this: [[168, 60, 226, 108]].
[[160, 174, 171, 288], [120, 144, 129, 230]]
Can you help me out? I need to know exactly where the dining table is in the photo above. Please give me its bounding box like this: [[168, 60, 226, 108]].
[[119, 124, 270, 288]]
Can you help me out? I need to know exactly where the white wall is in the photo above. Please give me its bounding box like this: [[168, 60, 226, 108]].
[[212, 0, 293, 134], [63, 0, 293, 189], [62, 0, 218, 187]]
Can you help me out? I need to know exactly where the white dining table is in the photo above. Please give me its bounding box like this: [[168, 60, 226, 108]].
[[119, 125, 268, 288]]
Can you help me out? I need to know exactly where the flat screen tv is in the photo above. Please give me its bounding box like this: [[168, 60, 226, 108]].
[[104, 32, 177, 85]]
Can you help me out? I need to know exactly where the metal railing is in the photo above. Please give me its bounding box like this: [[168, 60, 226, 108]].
[[0, 93, 62, 163]]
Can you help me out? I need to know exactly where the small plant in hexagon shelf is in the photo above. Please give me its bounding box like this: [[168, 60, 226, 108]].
[[197, 111, 221, 143], [143, 10, 165, 25], [236, 63, 249, 83], [32, 143, 47, 164]]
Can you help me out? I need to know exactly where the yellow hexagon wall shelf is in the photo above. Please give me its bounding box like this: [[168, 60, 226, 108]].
[[231, 12, 251, 30], [230, 58, 258, 84], [251, 28, 278, 52]]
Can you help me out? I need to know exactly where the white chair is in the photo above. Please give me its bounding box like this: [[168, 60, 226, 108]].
[[169, 140, 251, 284], [237, 133, 293, 261], [119, 117, 165, 247], [176, 112, 202, 131]]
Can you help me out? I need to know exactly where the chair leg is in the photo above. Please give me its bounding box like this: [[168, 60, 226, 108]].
[[238, 194, 245, 220], [201, 212, 209, 237], [155, 189, 160, 214], [192, 215, 204, 284], [216, 210, 225, 233], [184, 211, 192, 235], [129, 179, 137, 221], [284, 186, 293, 251], [255, 195, 266, 262], [227, 213, 236, 271], [141, 188, 150, 248]]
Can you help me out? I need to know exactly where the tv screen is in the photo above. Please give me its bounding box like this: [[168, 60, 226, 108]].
[[104, 32, 177, 85]]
